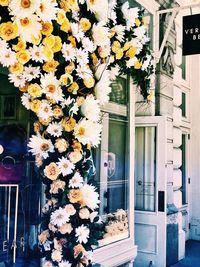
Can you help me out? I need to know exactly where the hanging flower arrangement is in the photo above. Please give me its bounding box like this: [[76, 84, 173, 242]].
[[0, 0, 154, 266]]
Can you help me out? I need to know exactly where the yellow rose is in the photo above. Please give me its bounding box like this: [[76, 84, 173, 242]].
[[91, 53, 98, 66], [44, 162, 60, 181], [52, 36, 62, 53], [43, 47, 54, 61], [115, 49, 123, 60], [0, 0, 9, 6], [9, 62, 23, 74], [0, 22, 18, 41], [31, 33, 42, 45], [30, 99, 41, 113], [135, 18, 141, 27], [60, 73, 73, 86], [41, 22, 53, 36], [62, 117, 76, 132], [55, 138, 68, 153], [111, 41, 121, 53], [83, 77, 95, 88], [53, 106, 63, 119], [74, 244, 85, 258], [65, 62, 75, 74], [33, 121, 42, 133], [43, 35, 55, 48], [43, 59, 59, 73], [67, 35, 76, 47], [27, 83, 42, 98], [64, 204, 76, 216], [59, 223, 73, 235], [16, 50, 30, 64], [72, 140, 82, 151], [123, 42, 131, 51], [12, 38, 26, 51], [38, 230, 49, 245], [68, 82, 79, 94], [60, 19, 71, 33], [57, 10, 67, 25], [19, 83, 29, 93], [50, 179, 65, 194], [60, 0, 70, 12], [80, 18, 91, 32], [68, 189, 82, 204], [134, 60, 142, 69], [126, 47, 137, 58]]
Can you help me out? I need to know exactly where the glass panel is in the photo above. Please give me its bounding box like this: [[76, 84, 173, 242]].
[[110, 77, 127, 105], [181, 134, 187, 205], [135, 126, 156, 211], [181, 92, 186, 117], [182, 56, 186, 80]]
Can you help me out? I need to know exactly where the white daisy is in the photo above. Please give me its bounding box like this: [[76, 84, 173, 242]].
[[81, 37, 96, 53], [69, 102, 79, 116], [40, 73, 64, 104], [46, 122, 63, 137], [81, 95, 100, 122], [61, 43, 76, 62], [76, 64, 93, 80], [37, 100, 53, 121], [86, 0, 109, 23], [74, 118, 102, 147], [80, 184, 100, 210], [126, 57, 137, 68], [92, 22, 110, 47], [75, 225, 90, 244], [36, 0, 58, 22], [0, 48, 17, 67], [60, 96, 74, 108], [109, 65, 120, 81], [57, 157, 75, 177], [59, 261, 72, 267], [122, 2, 139, 30], [21, 93, 31, 110], [111, 25, 126, 42], [9, 0, 41, 18], [70, 23, 84, 42], [43, 261, 54, 267], [23, 65, 40, 81], [141, 55, 152, 71], [95, 64, 111, 105], [8, 73, 26, 88], [28, 134, 54, 159], [29, 45, 45, 63], [75, 48, 89, 65], [15, 15, 42, 43], [134, 26, 147, 41], [69, 172, 83, 189], [50, 207, 69, 227], [0, 39, 8, 51]]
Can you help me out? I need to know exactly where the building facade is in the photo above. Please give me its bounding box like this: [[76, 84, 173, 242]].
[[0, 0, 200, 267]]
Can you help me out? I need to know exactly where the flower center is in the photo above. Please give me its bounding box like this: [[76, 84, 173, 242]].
[[21, 0, 31, 8], [20, 18, 30, 27], [78, 127, 85, 136], [40, 143, 49, 152], [47, 84, 56, 93]]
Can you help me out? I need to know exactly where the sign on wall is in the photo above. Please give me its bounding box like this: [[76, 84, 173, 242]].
[[183, 14, 200, 56]]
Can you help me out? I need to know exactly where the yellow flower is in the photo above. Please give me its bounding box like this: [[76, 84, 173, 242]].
[[19, 83, 29, 93], [31, 33, 42, 45], [111, 41, 121, 53], [53, 106, 63, 119], [60, 19, 71, 33], [57, 10, 67, 25], [68, 189, 82, 203], [74, 244, 85, 258], [67, 35, 76, 47], [43, 47, 54, 61], [134, 60, 142, 69], [83, 77, 95, 88], [16, 50, 30, 64], [52, 36, 62, 53], [13, 38, 26, 51], [115, 49, 123, 60], [60, 0, 70, 12], [27, 83, 42, 98], [80, 18, 91, 32], [72, 140, 82, 151], [60, 73, 73, 86], [30, 99, 41, 113], [0, 22, 18, 41], [68, 82, 79, 94], [43, 59, 59, 73], [0, 0, 9, 6], [43, 35, 55, 48], [33, 121, 42, 133], [62, 117, 76, 132], [39, 117, 52, 126], [123, 42, 131, 51], [44, 162, 60, 181], [126, 47, 137, 58], [9, 62, 23, 74], [41, 22, 53, 36], [147, 89, 154, 102], [91, 53, 98, 66], [135, 18, 141, 27], [65, 62, 75, 74]]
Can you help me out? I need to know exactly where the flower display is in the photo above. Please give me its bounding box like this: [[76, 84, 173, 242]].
[[0, 0, 154, 266]]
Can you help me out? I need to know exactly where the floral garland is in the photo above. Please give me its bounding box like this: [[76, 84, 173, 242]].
[[0, 0, 154, 266]]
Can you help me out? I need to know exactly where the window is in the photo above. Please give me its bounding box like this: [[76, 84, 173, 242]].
[[181, 134, 187, 205], [181, 92, 186, 117], [135, 126, 156, 211], [93, 77, 130, 246], [181, 55, 186, 80]]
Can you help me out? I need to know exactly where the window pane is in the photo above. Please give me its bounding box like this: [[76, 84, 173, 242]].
[[181, 134, 187, 205], [135, 127, 156, 211], [110, 77, 127, 105]]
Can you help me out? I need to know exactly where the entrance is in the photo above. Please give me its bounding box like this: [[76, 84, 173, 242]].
[[134, 116, 167, 267]]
